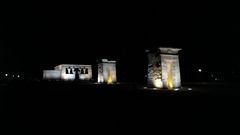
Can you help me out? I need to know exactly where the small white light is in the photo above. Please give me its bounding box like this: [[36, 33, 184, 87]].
[[17, 75, 20, 78], [12, 75, 14, 77], [174, 88, 180, 91], [188, 88, 192, 91], [143, 87, 148, 89], [198, 69, 202, 72], [5, 74, 8, 77]]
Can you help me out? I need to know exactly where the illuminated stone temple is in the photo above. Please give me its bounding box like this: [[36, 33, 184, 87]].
[[97, 59, 117, 84], [43, 64, 92, 81], [147, 47, 181, 89]]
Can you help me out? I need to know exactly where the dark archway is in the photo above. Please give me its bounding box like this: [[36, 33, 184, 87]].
[[80, 68, 84, 74], [69, 67, 73, 74], [65, 68, 69, 74], [74, 68, 80, 81]]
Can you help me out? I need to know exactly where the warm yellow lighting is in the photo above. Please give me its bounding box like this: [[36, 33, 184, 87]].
[[153, 78, 163, 88], [167, 79, 173, 89], [107, 69, 113, 84], [167, 62, 174, 89]]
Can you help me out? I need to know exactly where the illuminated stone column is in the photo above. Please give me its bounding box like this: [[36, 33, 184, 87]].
[[160, 48, 181, 89], [147, 48, 181, 89], [98, 59, 117, 84], [146, 50, 163, 88]]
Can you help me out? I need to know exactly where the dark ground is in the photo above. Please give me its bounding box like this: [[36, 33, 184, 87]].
[[1, 81, 240, 134]]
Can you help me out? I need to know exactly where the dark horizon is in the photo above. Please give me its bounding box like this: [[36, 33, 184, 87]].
[[1, 2, 240, 82]]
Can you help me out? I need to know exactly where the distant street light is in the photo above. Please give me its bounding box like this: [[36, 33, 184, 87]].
[[198, 69, 202, 72]]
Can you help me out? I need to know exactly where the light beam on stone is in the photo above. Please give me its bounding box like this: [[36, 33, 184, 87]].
[[107, 69, 113, 84], [167, 61, 174, 89]]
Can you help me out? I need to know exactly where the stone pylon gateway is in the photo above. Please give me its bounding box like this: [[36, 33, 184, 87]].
[[147, 47, 181, 89], [97, 59, 117, 84]]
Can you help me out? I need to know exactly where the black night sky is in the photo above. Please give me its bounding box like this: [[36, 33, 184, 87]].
[[2, 2, 240, 134], [1, 1, 240, 82]]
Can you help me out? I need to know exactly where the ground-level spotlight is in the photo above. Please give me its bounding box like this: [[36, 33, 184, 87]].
[[143, 86, 148, 89], [173, 88, 180, 91], [153, 78, 163, 88]]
